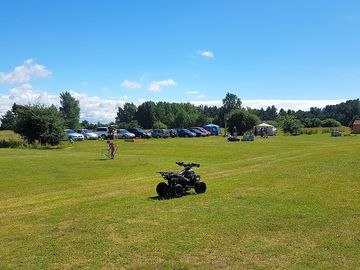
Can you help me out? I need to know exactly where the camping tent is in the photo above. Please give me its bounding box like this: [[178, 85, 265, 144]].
[[255, 123, 277, 136], [203, 124, 221, 136]]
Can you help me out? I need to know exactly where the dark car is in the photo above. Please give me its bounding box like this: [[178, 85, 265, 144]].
[[177, 129, 196, 137], [169, 129, 178, 138], [191, 127, 211, 136], [188, 128, 204, 137], [151, 129, 170, 138], [127, 128, 152, 138]]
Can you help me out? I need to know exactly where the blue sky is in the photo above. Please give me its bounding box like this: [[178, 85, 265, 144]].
[[0, 0, 359, 122]]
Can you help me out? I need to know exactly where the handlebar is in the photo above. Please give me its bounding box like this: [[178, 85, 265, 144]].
[[176, 162, 200, 168]]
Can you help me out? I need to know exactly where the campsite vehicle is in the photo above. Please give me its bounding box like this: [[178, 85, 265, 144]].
[[169, 129, 178, 137], [188, 128, 205, 137], [74, 129, 99, 140], [192, 127, 211, 136], [127, 128, 152, 139], [177, 129, 196, 137], [116, 129, 135, 139], [203, 124, 221, 135], [93, 127, 111, 139], [65, 129, 85, 141], [151, 129, 170, 138], [156, 162, 207, 197]]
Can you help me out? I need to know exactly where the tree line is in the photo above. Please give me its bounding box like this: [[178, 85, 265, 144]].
[[1, 90, 359, 145]]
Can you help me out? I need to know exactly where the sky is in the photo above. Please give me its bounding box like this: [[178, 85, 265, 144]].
[[0, 0, 359, 123]]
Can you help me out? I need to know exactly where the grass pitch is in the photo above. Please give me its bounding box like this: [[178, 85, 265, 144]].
[[0, 134, 359, 269]]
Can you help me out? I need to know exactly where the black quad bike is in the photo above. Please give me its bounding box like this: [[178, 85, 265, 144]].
[[156, 162, 207, 197]]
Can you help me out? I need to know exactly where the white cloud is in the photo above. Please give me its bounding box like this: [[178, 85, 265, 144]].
[[0, 85, 127, 123], [241, 99, 346, 111], [198, 50, 214, 59], [0, 59, 52, 84], [148, 79, 176, 92], [121, 80, 142, 89], [188, 99, 347, 110], [186, 91, 199, 94]]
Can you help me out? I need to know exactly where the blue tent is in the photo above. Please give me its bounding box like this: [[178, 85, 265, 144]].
[[203, 124, 221, 136]]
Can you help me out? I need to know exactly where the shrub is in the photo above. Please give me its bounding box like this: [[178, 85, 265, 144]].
[[321, 118, 341, 127], [277, 115, 303, 135], [228, 109, 260, 135]]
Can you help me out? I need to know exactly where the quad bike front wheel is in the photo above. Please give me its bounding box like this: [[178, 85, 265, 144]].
[[173, 184, 184, 197], [156, 182, 169, 197], [195, 182, 206, 194]]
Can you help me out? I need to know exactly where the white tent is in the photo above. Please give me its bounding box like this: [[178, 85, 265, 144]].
[[255, 123, 277, 136]]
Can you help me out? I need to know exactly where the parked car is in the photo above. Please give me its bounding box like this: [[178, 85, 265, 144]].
[[116, 129, 135, 139], [191, 127, 211, 136], [93, 126, 118, 139], [93, 127, 110, 139], [74, 129, 99, 140], [152, 129, 170, 138], [177, 129, 196, 137], [169, 129, 178, 138], [65, 129, 85, 141], [188, 128, 204, 137], [127, 128, 152, 138]]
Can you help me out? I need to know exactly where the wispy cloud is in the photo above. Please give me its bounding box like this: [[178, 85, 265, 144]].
[[198, 50, 214, 59], [148, 79, 176, 92], [0, 59, 52, 84], [121, 80, 142, 89], [186, 91, 199, 94]]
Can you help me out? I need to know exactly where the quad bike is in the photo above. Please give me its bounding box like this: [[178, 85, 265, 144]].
[[156, 162, 207, 197]]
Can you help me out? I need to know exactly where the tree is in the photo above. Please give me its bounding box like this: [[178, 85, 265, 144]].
[[222, 92, 242, 112], [14, 104, 65, 145], [0, 110, 16, 130], [217, 92, 242, 127], [174, 109, 191, 128], [80, 120, 97, 130], [277, 115, 303, 135], [228, 109, 260, 135], [115, 102, 137, 124], [59, 91, 80, 129], [136, 101, 157, 129]]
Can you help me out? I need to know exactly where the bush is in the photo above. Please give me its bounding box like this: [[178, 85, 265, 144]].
[[228, 109, 260, 135], [14, 104, 65, 145], [277, 115, 303, 135], [321, 118, 341, 127]]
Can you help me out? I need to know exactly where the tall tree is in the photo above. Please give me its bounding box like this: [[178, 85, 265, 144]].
[[59, 91, 80, 129], [222, 92, 242, 112], [0, 110, 16, 130], [136, 101, 157, 129], [115, 102, 137, 123], [218, 92, 242, 127]]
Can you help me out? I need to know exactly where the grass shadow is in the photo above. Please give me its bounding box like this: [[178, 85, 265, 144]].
[[148, 191, 196, 201]]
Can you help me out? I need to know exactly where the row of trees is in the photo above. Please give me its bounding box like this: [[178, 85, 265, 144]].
[[1, 90, 359, 144]]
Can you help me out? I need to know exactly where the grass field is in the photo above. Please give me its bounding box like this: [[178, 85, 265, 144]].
[[0, 133, 359, 269]]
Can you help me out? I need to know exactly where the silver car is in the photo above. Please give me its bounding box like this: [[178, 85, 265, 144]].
[[75, 129, 99, 140], [116, 129, 136, 139], [65, 129, 85, 141]]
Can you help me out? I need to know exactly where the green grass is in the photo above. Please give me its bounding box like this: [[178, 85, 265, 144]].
[[0, 133, 359, 269]]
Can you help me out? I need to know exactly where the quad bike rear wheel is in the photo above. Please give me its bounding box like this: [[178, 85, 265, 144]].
[[173, 184, 184, 197], [195, 182, 206, 194], [156, 182, 169, 197]]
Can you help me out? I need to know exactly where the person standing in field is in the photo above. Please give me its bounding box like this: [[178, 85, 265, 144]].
[[107, 140, 117, 159]]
